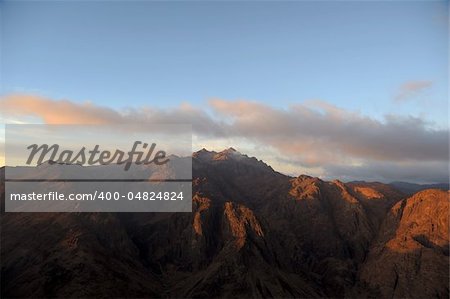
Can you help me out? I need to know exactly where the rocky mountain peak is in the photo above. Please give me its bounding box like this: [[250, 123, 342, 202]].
[[213, 148, 242, 161]]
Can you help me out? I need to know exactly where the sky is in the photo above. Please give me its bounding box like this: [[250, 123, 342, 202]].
[[0, 1, 448, 183]]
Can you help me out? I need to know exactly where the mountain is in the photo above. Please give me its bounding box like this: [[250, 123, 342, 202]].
[[1, 150, 448, 298], [389, 181, 449, 195], [359, 189, 449, 298]]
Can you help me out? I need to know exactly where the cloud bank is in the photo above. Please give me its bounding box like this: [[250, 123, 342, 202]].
[[1, 94, 448, 183]]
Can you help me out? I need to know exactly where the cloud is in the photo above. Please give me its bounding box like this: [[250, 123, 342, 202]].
[[0, 94, 224, 136], [1, 94, 448, 183], [0, 94, 121, 124], [395, 80, 433, 102], [209, 99, 447, 164]]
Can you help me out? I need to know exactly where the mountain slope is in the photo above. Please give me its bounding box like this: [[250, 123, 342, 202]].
[[359, 189, 449, 299]]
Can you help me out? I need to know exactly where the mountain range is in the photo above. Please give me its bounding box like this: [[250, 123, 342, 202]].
[[1, 148, 448, 298]]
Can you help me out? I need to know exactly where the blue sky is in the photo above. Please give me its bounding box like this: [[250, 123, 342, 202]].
[[0, 1, 448, 183], [1, 1, 448, 124]]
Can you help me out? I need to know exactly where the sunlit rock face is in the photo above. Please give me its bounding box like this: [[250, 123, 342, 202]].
[[359, 189, 449, 299]]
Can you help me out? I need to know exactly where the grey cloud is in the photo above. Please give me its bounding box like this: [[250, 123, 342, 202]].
[[1, 94, 448, 182], [209, 99, 448, 164]]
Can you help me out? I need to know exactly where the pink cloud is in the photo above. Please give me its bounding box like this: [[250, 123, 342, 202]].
[[395, 80, 433, 101]]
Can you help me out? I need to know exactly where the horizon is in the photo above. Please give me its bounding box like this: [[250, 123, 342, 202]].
[[1, 146, 449, 186]]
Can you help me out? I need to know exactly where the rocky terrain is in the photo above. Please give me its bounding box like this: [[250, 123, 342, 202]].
[[1, 148, 448, 298]]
